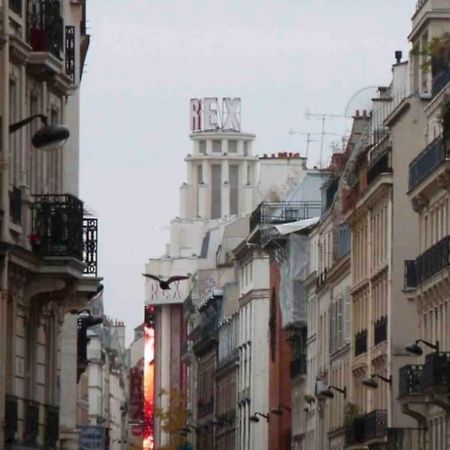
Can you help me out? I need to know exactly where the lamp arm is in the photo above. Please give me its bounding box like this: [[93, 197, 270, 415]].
[[374, 374, 392, 384], [9, 114, 47, 133], [417, 339, 439, 352]]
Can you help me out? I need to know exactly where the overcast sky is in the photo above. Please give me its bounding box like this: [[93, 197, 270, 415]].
[[80, 0, 416, 344]]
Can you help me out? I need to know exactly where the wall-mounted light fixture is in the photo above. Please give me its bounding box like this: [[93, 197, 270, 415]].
[[362, 374, 392, 389], [10, 113, 70, 151], [405, 339, 439, 356]]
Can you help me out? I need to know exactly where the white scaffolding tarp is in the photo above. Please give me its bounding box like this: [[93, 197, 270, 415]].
[[279, 233, 310, 327], [273, 216, 320, 236]]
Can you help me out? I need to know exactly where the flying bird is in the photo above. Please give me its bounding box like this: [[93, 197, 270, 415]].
[[142, 273, 190, 290]]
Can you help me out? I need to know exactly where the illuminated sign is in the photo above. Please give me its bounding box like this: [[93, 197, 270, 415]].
[[190, 97, 241, 132], [146, 279, 189, 305], [143, 305, 155, 450]]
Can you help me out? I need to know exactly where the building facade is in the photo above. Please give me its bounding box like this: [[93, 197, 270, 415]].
[[1, 1, 101, 449]]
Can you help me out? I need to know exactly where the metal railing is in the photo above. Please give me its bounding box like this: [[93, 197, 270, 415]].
[[367, 149, 391, 185], [10, 0, 22, 15], [4, 394, 18, 443], [409, 136, 447, 191], [45, 405, 59, 449], [32, 195, 98, 276], [83, 218, 98, 276], [354, 329, 368, 356], [374, 316, 387, 346], [197, 398, 214, 417], [290, 354, 307, 378], [404, 260, 417, 289], [399, 365, 424, 397], [9, 185, 21, 225], [432, 64, 450, 98], [363, 409, 387, 442], [28, 0, 64, 59], [421, 351, 450, 393], [415, 236, 450, 285], [250, 201, 322, 232], [23, 399, 39, 446], [344, 417, 365, 447]]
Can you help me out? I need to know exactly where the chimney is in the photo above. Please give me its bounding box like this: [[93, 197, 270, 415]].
[[395, 50, 402, 64]]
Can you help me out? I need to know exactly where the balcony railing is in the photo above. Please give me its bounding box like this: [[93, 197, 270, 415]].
[[363, 409, 387, 442], [4, 394, 18, 443], [197, 398, 214, 417], [250, 201, 322, 233], [31, 195, 98, 275], [408, 136, 447, 191], [432, 63, 450, 98], [367, 150, 391, 185], [344, 417, 365, 447], [83, 218, 98, 277], [10, 0, 22, 15], [45, 405, 59, 449], [399, 365, 424, 397], [421, 351, 450, 394], [404, 260, 417, 289], [290, 354, 307, 378], [374, 316, 387, 346], [9, 186, 22, 225], [415, 235, 450, 285], [23, 399, 39, 446], [354, 329, 368, 356], [28, 0, 64, 59]]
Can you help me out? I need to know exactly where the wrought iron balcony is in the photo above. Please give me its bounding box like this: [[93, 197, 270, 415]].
[[399, 365, 424, 398], [415, 235, 450, 286], [197, 398, 214, 417], [31, 194, 98, 276], [387, 428, 424, 450], [432, 63, 450, 98], [28, 0, 64, 59], [250, 201, 322, 233], [344, 417, 365, 447], [10, 0, 22, 15], [421, 351, 450, 394], [4, 394, 18, 443], [408, 136, 447, 191], [354, 329, 368, 356], [23, 399, 39, 446], [374, 316, 387, 346], [9, 186, 22, 225], [45, 405, 59, 449], [404, 260, 417, 289], [367, 149, 391, 185], [290, 354, 307, 378], [363, 409, 387, 442]]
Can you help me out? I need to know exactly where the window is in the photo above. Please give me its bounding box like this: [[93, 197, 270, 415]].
[[243, 141, 248, 156], [199, 140, 206, 154], [212, 140, 222, 153], [228, 140, 237, 153]]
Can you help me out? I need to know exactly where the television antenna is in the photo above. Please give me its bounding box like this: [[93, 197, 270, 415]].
[[303, 111, 345, 167], [288, 130, 344, 162]]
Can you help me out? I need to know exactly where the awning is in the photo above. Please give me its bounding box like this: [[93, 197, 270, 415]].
[[273, 216, 320, 235]]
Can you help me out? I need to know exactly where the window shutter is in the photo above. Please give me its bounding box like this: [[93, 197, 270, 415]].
[[344, 287, 352, 342], [337, 296, 344, 348]]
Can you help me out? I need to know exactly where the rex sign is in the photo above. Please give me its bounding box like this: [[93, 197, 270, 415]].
[[190, 97, 241, 132]]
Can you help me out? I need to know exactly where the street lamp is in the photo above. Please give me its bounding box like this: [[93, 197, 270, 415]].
[[9, 113, 70, 151], [270, 405, 292, 416], [405, 339, 439, 356], [249, 412, 269, 422], [362, 374, 392, 389], [320, 385, 347, 399]]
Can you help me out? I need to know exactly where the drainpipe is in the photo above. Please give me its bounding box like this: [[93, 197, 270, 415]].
[[0, 0, 10, 445]]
